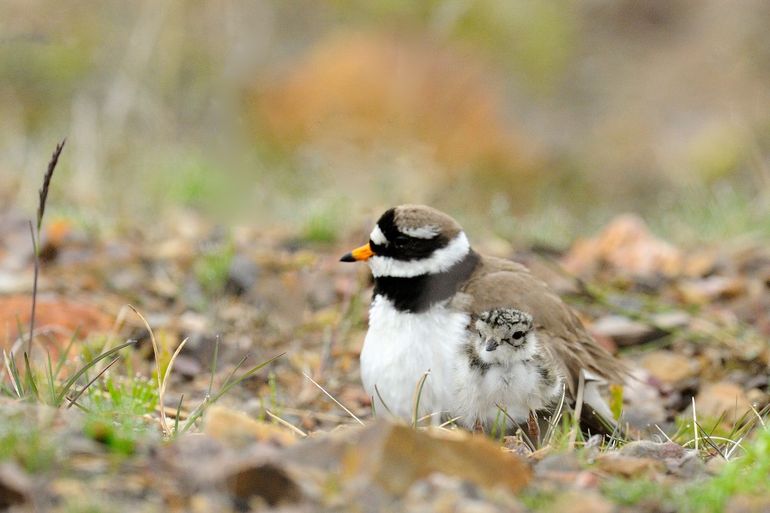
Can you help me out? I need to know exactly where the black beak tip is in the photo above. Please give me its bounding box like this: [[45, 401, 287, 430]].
[[340, 252, 355, 262]]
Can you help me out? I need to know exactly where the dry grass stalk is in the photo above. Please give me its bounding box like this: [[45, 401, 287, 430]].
[[302, 371, 364, 425], [411, 370, 430, 428], [28, 139, 67, 357], [265, 409, 308, 437], [37, 139, 66, 232], [128, 304, 171, 435]]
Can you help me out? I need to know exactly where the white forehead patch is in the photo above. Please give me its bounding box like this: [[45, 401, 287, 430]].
[[370, 225, 387, 245], [401, 225, 440, 239]]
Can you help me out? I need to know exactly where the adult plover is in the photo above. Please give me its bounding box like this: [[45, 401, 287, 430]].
[[341, 205, 626, 432]]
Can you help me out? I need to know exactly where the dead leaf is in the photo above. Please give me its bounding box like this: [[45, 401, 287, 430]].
[[562, 214, 682, 277]]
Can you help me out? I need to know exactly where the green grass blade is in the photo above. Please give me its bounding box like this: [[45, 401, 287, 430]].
[[179, 401, 207, 434], [174, 393, 184, 436], [23, 352, 40, 400], [65, 356, 121, 409], [181, 353, 284, 433], [212, 353, 285, 403], [207, 336, 219, 398], [45, 350, 56, 405], [217, 354, 248, 394], [27, 221, 39, 358], [497, 403, 537, 451], [55, 340, 136, 406], [53, 327, 80, 379]]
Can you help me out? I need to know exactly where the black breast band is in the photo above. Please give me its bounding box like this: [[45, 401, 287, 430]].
[[372, 250, 480, 313]]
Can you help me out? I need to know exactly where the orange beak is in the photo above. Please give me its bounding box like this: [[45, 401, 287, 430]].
[[340, 243, 374, 262]]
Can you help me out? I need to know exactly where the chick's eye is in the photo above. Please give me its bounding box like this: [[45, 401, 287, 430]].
[[512, 331, 525, 340]]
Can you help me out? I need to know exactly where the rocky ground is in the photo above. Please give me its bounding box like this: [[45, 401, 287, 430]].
[[1, 207, 769, 513]]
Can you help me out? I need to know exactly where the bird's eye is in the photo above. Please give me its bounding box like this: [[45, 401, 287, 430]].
[[393, 234, 410, 246], [512, 331, 525, 340]]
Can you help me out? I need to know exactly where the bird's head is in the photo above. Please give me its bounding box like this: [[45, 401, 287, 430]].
[[340, 205, 470, 278], [475, 309, 534, 354]]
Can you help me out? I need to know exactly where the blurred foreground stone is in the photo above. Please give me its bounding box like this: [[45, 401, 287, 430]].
[[0, 463, 29, 510], [284, 421, 532, 495], [546, 491, 614, 513], [204, 405, 298, 447], [726, 494, 770, 513], [167, 418, 532, 512]]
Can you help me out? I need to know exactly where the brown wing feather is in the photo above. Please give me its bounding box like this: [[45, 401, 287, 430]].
[[459, 256, 628, 398]]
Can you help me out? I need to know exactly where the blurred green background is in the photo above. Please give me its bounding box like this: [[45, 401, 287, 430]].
[[2, 0, 770, 246]]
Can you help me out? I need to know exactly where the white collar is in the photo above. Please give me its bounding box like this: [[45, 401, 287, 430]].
[[368, 232, 470, 278]]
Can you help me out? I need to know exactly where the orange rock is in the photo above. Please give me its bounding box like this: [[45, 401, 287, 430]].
[[0, 294, 112, 352]]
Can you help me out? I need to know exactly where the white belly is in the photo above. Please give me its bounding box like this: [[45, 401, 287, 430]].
[[454, 361, 543, 429], [453, 339, 564, 430], [360, 295, 470, 421]]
